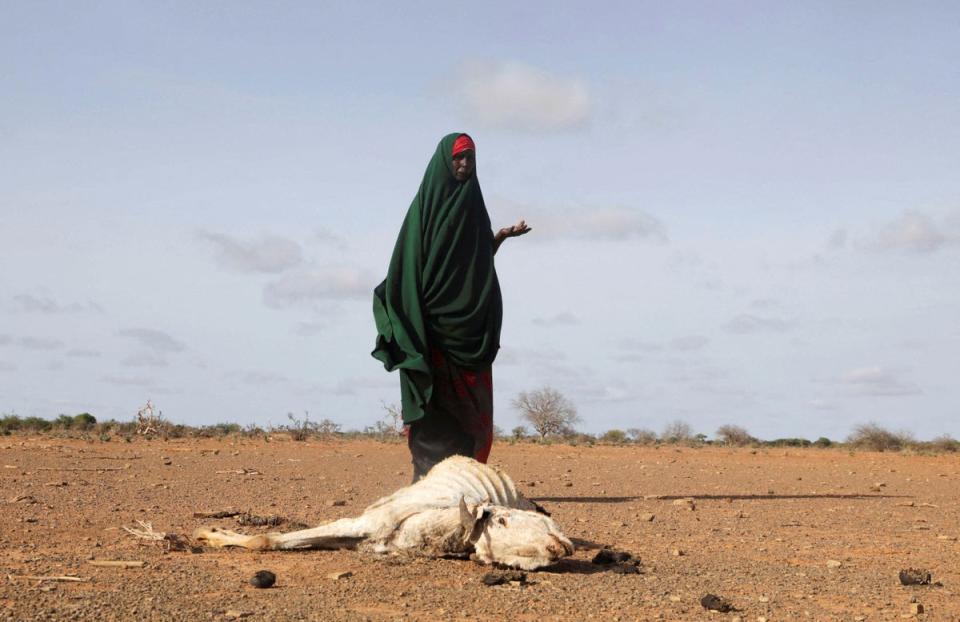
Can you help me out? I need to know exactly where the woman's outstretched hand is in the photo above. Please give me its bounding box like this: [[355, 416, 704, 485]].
[[493, 220, 531, 254]]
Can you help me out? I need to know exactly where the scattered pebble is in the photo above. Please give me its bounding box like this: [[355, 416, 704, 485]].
[[700, 594, 734, 612], [672, 498, 695, 511], [327, 571, 352, 580], [638, 513, 656, 522], [909, 603, 924, 614], [481, 570, 527, 586], [249, 570, 276, 589], [224, 610, 252, 620], [899, 568, 932, 586], [826, 560, 843, 568], [326, 500, 346, 507]]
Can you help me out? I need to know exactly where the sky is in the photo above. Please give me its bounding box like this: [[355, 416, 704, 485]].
[[1, 1, 959, 440]]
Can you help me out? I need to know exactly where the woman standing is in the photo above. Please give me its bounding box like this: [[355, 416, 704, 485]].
[[372, 133, 529, 481]]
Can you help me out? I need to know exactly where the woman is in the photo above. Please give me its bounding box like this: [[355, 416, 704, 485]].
[[372, 133, 529, 481]]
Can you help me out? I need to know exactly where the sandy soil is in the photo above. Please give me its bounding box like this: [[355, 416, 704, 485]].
[[1, 436, 958, 621]]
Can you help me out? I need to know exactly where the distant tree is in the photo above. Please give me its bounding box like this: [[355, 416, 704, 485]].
[[72, 413, 97, 429], [716, 424, 756, 446], [511, 426, 528, 441], [813, 436, 833, 448], [512, 387, 580, 439], [626, 428, 658, 445], [661, 420, 694, 444], [600, 429, 627, 444], [847, 423, 913, 452]]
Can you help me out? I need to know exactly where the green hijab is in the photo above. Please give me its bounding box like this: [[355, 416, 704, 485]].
[[372, 133, 502, 424]]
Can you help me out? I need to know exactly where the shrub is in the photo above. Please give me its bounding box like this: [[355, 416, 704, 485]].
[[928, 434, 959, 453], [599, 429, 627, 444], [626, 428, 658, 445], [813, 436, 833, 448], [716, 424, 756, 446], [766, 437, 811, 447], [661, 420, 694, 444], [73, 413, 97, 429], [511, 426, 527, 441], [847, 423, 914, 452]]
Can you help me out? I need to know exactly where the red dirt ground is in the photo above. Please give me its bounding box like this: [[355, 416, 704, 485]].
[[1, 437, 958, 621]]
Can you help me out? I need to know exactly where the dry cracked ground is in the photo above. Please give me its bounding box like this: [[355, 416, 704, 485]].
[[1, 437, 958, 621]]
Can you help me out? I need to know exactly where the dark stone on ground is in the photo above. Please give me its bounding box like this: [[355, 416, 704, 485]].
[[899, 568, 932, 586], [700, 593, 734, 612], [250, 570, 277, 588], [481, 570, 527, 586]]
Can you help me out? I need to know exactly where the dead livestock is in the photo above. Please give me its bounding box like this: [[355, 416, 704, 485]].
[[194, 456, 574, 570]]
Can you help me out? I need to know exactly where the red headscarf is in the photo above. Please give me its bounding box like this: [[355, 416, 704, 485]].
[[452, 134, 475, 156]]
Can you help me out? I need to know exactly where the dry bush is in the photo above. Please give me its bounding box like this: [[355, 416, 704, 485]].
[[513, 387, 580, 439], [927, 434, 960, 453], [661, 420, 695, 444], [599, 429, 628, 444], [847, 422, 914, 452], [716, 424, 756, 446], [626, 428, 658, 445]]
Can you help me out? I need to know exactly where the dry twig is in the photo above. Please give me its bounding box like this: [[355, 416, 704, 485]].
[[7, 574, 88, 583], [87, 560, 145, 568]]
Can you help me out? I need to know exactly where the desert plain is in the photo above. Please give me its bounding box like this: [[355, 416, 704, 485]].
[[1, 437, 958, 621]]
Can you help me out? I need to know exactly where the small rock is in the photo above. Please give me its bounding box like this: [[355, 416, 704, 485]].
[[825, 559, 842, 568], [668, 595, 681, 602], [326, 500, 346, 507], [757, 617, 768, 622], [639, 513, 656, 522], [700, 594, 734, 612], [224, 611, 252, 620], [671, 549, 684, 557], [249, 570, 275, 588], [758, 596, 769, 603], [482, 570, 527, 586], [899, 568, 932, 586], [564, 482, 573, 487], [909, 603, 924, 614], [936, 534, 957, 541], [672, 498, 695, 510], [327, 571, 352, 580], [592, 549, 635, 564]]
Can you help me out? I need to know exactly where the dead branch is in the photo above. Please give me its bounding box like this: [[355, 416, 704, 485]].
[[87, 560, 145, 568], [7, 574, 88, 582], [37, 466, 129, 472], [193, 510, 241, 519]]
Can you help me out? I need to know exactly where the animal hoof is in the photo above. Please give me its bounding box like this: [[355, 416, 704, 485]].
[[249, 570, 276, 588]]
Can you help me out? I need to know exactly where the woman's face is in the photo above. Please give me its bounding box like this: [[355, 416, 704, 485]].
[[452, 149, 476, 182]]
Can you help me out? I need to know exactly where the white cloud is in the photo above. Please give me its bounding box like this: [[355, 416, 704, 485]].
[[825, 228, 848, 251], [66, 349, 102, 358], [100, 375, 152, 387], [225, 370, 289, 386], [873, 210, 959, 253], [122, 352, 169, 368], [18, 336, 64, 350], [723, 314, 794, 334], [518, 205, 667, 242], [670, 335, 710, 351], [10, 294, 101, 314], [838, 366, 921, 397], [532, 312, 580, 327], [201, 231, 304, 273], [118, 328, 186, 353], [263, 267, 372, 308], [452, 61, 590, 131], [293, 321, 326, 336]]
